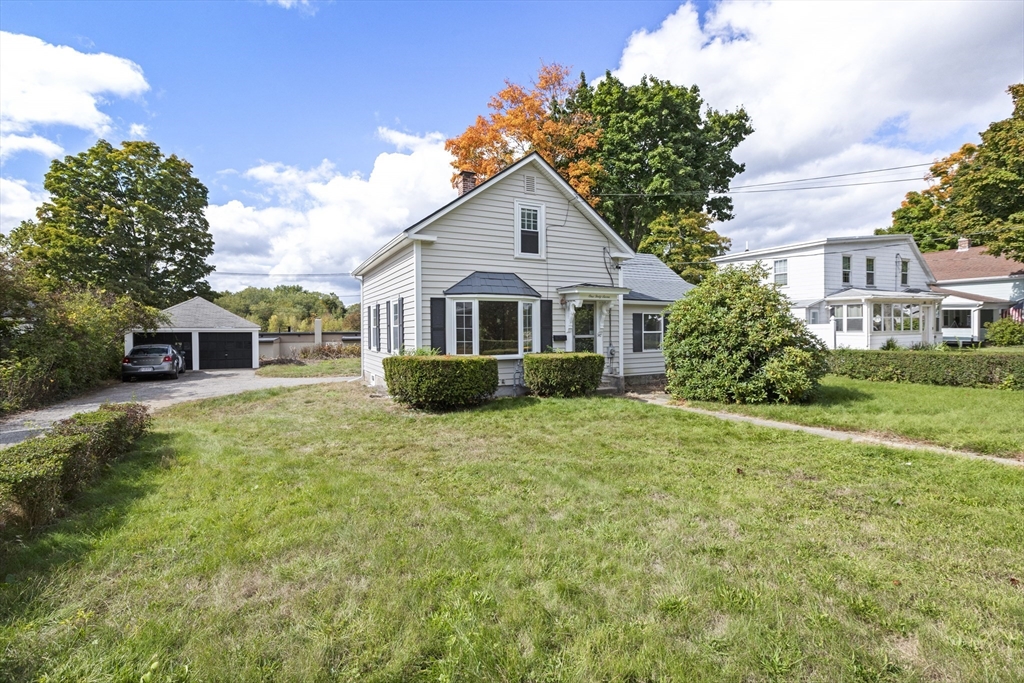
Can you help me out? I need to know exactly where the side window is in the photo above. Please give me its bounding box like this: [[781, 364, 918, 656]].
[[842, 255, 851, 284], [831, 305, 844, 332], [642, 314, 663, 350], [865, 258, 875, 287], [901, 259, 909, 286], [773, 259, 788, 286], [391, 300, 400, 353]]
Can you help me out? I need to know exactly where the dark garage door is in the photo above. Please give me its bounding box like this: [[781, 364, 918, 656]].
[[135, 332, 194, 370], [199, 333, 252, 370]]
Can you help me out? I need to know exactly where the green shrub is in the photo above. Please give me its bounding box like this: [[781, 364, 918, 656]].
[[663, 264, 829, 404], [829, 349, 1024, 389], [0, 402, 151, 529], [383, 355, 498, 410], [985, 317, 1024, 346], [297, 343, 361, 360], [523, 353, 605, 398]]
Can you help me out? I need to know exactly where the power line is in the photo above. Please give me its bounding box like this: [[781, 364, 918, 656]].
[[730, 162, 933, 189], [214, 272, 352, 277], [730, 177, 926, 194]]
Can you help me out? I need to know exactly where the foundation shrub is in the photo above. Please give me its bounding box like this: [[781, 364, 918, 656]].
[[523, 353, 605, 398], [984, 317, 1024, 347], [829, 349, 1024, 389], [383, 355, 498, 410]]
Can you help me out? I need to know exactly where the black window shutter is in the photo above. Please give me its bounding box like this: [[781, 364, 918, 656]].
[[365, 305, 370, 348], [385, 301, 391, 353], [398, 297, 404, 348], [540, 299, 553, 352], [430, 297, 446, 354], [632, 313, 643, 352]]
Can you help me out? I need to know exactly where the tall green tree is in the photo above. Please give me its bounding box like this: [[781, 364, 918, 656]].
[[568, 72, 752, 250], [10, 139, 216, 308], [637, 210, 730, 284], [877, 84, 1024, 261], [214, 285, 347, 331]]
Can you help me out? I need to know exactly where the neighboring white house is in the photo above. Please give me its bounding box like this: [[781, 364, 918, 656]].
[[922, 239, 1024, 343], [351, 153, 693, 394], [711, 234, 944, 349], [126, 297, 260, 370]]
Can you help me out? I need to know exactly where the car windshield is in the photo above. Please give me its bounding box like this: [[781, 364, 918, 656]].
[[130, 346, 170, 356]]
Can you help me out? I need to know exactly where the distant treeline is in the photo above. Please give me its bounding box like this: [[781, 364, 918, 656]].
[[214, 285, 360, 332]]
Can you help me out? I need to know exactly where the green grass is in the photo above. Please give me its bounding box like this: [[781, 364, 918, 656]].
[[2, 383, 1024, 681], [971, 345, 1024, 353], [691, 376, 1024, 458], [255, 357, 361, 377]]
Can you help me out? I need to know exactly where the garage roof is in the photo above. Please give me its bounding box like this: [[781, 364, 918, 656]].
[[159, 297, 260, 330]]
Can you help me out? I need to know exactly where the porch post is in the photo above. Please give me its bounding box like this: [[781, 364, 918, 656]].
[[972, 307, 981, 342], [862, 297, 869, 350]]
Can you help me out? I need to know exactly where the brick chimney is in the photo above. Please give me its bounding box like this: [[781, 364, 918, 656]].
[[957, 237, 970, 252], [456, 170, 477, 196]]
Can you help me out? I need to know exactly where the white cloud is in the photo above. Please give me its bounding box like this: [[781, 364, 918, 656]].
[[614, 1, 1024, 251], [206, 128, 456, 300], [0, 177, 46, 233], [266, 0, 317, 14], [0, 31, 149, 162], [128, 123, 149, 139], [0, 134, 62, 162]]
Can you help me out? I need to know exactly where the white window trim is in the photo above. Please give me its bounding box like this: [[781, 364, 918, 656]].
[[773, 259, 788, 286], [447, 296, 541, 359], [865, 258, 876, 288], [841, 255, 852, 285], [641, 313, 663, 352], [514, 199, 546, 260]]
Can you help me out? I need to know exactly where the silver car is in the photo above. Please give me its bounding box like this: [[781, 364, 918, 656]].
[[122, 344, 184, 381]]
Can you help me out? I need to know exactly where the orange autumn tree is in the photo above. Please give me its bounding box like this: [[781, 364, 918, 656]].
[[444, 64, 600, 203]]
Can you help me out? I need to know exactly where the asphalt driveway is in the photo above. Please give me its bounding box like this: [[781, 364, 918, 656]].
[[0, 369, 359, 447]]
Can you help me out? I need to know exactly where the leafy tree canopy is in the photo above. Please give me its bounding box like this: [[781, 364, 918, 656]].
[[445, 65, 752, 252], [214, 285, 357, 332], [877, 84, 1024, 262], [637, 210, 731, 284], [9, 139, 216, 308]]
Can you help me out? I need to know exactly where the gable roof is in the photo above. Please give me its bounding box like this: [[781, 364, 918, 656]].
[[158, 297, 259, 330], [622, 253, 695, 302], [352, 153, 634, 276], [444, 272, 541, 297], [922, 245, 1024, 282]]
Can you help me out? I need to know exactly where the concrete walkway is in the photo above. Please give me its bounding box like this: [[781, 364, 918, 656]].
[[0, 369, 360, 447], [631, 392, 1024, 468]]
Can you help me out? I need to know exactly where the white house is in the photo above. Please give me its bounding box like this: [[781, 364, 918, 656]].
[[351, 153, 693, 394], [711, 235, 944, 350], [923, 240, 1024, 343]]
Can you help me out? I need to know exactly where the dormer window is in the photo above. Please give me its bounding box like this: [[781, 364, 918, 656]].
[[515, 200, 545, 258]]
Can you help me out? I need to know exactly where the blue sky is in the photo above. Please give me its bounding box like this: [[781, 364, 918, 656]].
[[1, 1, 1021, 302]]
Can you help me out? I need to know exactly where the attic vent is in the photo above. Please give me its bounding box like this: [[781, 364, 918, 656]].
[[524, 175, 536, 193]]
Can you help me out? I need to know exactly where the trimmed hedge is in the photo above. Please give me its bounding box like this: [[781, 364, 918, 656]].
[[829, 349, 1024, 389], [383, 355, 498, 410], [0, 403, 151, 529], [524, 353, 605, 398]]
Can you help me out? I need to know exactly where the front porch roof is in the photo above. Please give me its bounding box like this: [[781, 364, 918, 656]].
[[929, 286, 1009, 305], [556, 283, 631, 299], [444, 272, 541, 297], [824, 287, 944, 303]]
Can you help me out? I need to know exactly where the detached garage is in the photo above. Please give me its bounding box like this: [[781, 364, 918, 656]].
[[125, 297, 260, 370]]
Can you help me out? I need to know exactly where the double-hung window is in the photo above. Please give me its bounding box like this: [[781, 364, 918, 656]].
[[846, 304, 864, 332], [515, 200, 545, 258], [643, 314, 663, 350], [842, 256, 852, 285], [865, 258, 875, 287], [391, 300, 401, 353], [832, 306, 844, 332], [901, 259, 909, 286], [451, 299, 539, 357], [773, 259, 788, 286]]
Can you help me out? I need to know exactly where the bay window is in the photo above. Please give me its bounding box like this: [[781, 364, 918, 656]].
[[451, 299, 540, 357]]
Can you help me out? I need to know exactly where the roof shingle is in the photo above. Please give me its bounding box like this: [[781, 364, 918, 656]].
[[922, 246, 1024, 281], [621, 254, 695, 303]]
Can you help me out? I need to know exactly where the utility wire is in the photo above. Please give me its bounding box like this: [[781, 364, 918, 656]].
[[729, 162, 934, 189]]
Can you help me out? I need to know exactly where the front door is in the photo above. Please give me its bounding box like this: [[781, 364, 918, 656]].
[[574, 303, 595, 352]]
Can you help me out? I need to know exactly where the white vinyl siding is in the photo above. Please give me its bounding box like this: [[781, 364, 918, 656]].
[[417, 167, 622, 388], [622, 303, 668, 377], [360, 245, 415, 385]]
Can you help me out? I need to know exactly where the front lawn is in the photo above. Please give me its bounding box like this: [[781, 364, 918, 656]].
[[691, 376, 1024, 458], [256, 357, 361, 377], [2, 384, 1023, 681]]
